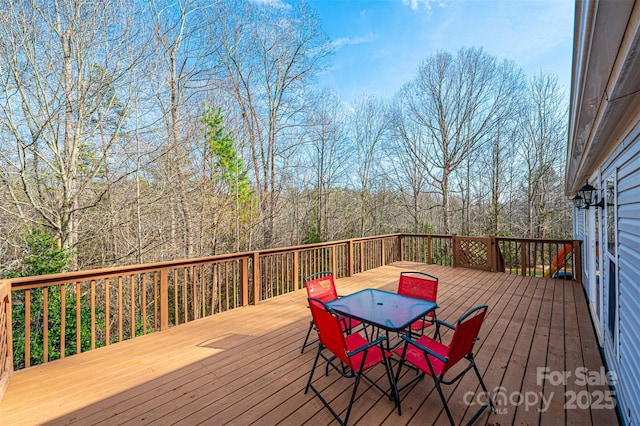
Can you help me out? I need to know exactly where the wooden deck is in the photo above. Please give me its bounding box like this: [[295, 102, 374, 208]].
[[0, 263, 618, 425]]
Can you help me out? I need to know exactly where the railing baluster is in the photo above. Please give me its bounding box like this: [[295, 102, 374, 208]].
[[173, 269, 178, 326], [129, 275, 136, 339], [91, 280, 96, 349], [200, 265, 205, 317], [182, 268, 188, 324], [154, 272, 159, 331], [25, 290, 30, 368], [75, 283, 80, 354], [191, 266, 196, 321], [105, 278, 110, 345], [142, 274, 147, 335], [43, 287, 48, 364], [160, 269, 168, 331], [60, 284, 65, 359], [118, 276, 123, 342]]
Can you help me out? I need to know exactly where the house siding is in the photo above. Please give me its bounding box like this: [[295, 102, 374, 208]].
[[597, 121, 640, 425]]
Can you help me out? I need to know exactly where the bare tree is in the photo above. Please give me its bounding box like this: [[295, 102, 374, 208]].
[[207, 0, 331, 248], [395, 48, 514, 234], [146, 0, 212, 259], [387, 106, 440, 233], [302, 88, 351, 241], [0, 0, 142, 266], [517, 72, 568, 238], [349, 93, 391, 237]]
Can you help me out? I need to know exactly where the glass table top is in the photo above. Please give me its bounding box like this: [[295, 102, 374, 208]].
[[326, 288, 437, 331]]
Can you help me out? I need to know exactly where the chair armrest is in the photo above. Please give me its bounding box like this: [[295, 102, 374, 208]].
[[347, 336, 387, 357], [400, 335, 448, 363], [433, 318, 455, 330]]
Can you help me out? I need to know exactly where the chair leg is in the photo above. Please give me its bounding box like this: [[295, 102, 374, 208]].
[[473, 362, 497, 414], [343, 374, 361, 426], [301, 320, 316, 354], [305, 348, 348, 426], [461, 357, 496, 425], [433, 377, 455, 426], [305, 344, 322, 393]]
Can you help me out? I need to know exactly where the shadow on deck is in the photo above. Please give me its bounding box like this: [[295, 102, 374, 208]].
[[0, 263, 618, 425]]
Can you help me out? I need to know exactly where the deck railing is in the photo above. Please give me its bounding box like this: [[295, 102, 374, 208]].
[[0, 233, 581, 398]]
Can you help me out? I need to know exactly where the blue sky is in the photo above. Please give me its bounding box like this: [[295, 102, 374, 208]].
[[299, 0, 575, 102]]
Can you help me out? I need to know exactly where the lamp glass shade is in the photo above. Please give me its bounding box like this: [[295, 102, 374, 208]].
[[572, 194, 584, 209], [578, 182, 597, 207]]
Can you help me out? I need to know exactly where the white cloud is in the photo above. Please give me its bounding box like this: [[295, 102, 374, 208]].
[[401, 0, 450, 12], [401, 0, 433, 11], [249, 0, 291, 9], [332, 34, 376, 51]]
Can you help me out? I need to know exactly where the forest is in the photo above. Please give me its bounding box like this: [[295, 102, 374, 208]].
[[0, 0, 571, 277]]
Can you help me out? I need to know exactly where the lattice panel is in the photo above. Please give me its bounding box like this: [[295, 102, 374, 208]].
[[458, 239, 490, 269]]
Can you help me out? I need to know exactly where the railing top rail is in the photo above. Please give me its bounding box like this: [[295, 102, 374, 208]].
[[2, 234, 579, 290], [396, 233, 453, 238], [2, 233, 402, 289], [258, 233, 406, 255], [3, 252, 251, 290], [494, 237, 578, 244]]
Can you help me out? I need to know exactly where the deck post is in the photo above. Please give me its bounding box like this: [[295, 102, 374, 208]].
[[160, 268, 169, 331], [573, 240, 583, 284], [489, 235, 497, 272], [397, 234, 403, 262], [452, 234, 458, 268], [241, 257, 249, 306], [252, 251, 260, 304], [0, 281, 13, 402], [347, 240, 354, 277], [331, 245, 337, 277], [427, 236, 433, 264], [293, 250, 299, 291], [381, 238, 386, 267]]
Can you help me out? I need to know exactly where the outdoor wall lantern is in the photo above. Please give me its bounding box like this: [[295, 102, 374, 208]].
[[572, 181, 604, 209]]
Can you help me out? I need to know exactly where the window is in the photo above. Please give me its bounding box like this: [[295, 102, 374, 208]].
[[603, 173, 617, 349], [608, 259, 616, 341], [606, 175, 615, 256]]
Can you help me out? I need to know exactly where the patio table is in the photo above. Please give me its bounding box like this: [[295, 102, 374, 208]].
[[325, 288, 438, 414]]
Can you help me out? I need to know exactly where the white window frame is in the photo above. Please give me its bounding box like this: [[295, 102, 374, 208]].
[[602, 170, 619, 357]]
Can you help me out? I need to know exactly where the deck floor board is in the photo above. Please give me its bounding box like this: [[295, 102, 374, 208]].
[[0, 263, 618, 425]]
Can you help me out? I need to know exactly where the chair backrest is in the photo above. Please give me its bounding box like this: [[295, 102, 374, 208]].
[[398, 272, 438, 303], [304, 272, 338, 303], [443, 305, 488, 371], [308, 297, 351, 367]]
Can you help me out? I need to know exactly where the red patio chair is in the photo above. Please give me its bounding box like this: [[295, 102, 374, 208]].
[[304, 297, 397, 425], [393, 305, 495, 425], [397, 271, 439, 338], [300, 272, 363, 353]]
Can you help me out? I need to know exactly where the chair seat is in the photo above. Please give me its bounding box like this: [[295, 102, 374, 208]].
[[393, 334, 448, 376], [408, 318, 433, 331], [345, 333, 389, 373]]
